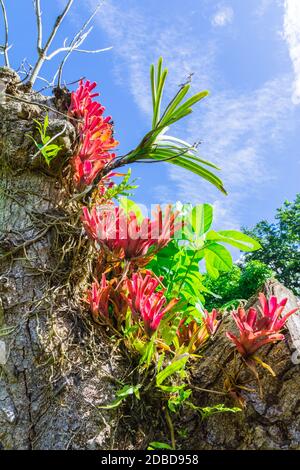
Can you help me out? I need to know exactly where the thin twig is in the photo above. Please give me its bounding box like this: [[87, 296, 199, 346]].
[[0, 0, 10, 67], [29, 0, 110, 88], [4, 91, 74, 120], [56, 2, 108, 87], [47, 44, 111, 61]]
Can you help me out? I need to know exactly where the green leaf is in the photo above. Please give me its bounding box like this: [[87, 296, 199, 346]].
[[140, 337, 155, 366], [206, 230, 261, 252], [158, 384, 186, 393], [170, 90, 209, 121], [157, 352, 165, 373], [191, 204, 213, 236], [204, 243, 233, 279], [186, 402, 242, 420], [148, 442, 173, 450], [159, 84, 190, 126], [150, 63, 156, 113], [151, 57, 168, 128], [156, 355, 189, 386], [98, 384, 141, 409], [160, 315, 182, 346]]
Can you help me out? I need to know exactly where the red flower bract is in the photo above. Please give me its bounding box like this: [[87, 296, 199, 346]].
[[85, 274, 110, 321], [81, 204, 181, 260], [226, 293, 298, 357], [202, 308, 220, 335], [257, 292, 298, 331], [125, 271, 178, 336], [69, 80, 118, 188]]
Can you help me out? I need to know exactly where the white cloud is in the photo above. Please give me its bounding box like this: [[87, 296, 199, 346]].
[[211, 6, 234, 27], [283, 0, 300, 104]]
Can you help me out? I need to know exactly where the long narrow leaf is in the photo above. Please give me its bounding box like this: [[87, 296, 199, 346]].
[[153, 68, 168, 128], [159, 84, 190, 126], [172, 90, 209, 118], [150, 63, 156, 113]]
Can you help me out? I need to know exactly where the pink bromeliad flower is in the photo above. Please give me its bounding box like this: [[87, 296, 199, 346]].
[[81, 205, 181, 260], [125, 271, 178, 336], [69, 80, 101, 120], [202, 309, 220, 335], [69, 80, 118, 187], [85, 274, 110, 321], [257, 292, 298, 331], [226, 294, 298, 357]]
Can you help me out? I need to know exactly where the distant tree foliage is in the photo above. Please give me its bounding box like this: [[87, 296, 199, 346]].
[[243, 194, 300, 297], [203, 260, 274, 310]]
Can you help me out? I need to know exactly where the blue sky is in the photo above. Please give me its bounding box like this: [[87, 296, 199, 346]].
[[3, 0, 300, 230]]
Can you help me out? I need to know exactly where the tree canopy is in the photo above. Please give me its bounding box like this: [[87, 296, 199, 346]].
[[243, 194, 300, 296]]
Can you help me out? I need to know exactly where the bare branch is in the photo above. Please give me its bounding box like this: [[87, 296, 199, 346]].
[[28, 0, 110, 89], [0, 0, 10, 67], [29, 0, 74, 86], [56, 2, 107, 87], [34, 0, 43, 52], [47, 45, 112, 61]]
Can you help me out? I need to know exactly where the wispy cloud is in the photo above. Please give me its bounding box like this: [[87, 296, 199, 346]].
[[211, 5, 234, 27], [91, 1, 216, 115], [254, 0, 273, 17], [283, 0, 300, 104]]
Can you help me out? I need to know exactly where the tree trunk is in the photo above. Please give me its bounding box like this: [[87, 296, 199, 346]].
[[0, 67, 135, 450], [1, 67, 299, 450]]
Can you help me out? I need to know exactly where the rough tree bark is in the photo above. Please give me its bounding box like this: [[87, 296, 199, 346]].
[[0, 67, 137, 450], [0, 67, 299, 450]]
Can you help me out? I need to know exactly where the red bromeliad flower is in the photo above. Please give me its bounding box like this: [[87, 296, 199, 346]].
[[85, 274, 110, 321], [69, 80, 100, 120], [125, 271, 178, 336], [258, 292, 298, 331], [81, 205, 181, 261], [69, 80, 118, 187], [202, 308, 220, 335], [226, 294, 298, 357]]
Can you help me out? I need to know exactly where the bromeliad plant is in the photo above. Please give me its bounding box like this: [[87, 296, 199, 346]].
[[81, 204, 181, 266], [226, 293, 298, 364], [147, 202, 261, 316]]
